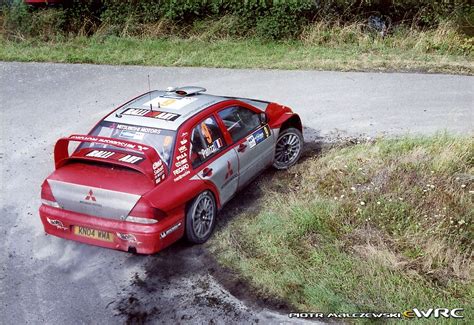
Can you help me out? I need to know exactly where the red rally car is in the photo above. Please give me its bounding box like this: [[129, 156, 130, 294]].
[[40, 87, 304, 254]]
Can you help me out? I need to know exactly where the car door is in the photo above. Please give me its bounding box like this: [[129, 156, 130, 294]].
[[217, 106, 275, 189], [189, 115, 239, 205]]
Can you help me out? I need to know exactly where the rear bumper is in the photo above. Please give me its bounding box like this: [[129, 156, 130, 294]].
[[39, 205, 184, 254]]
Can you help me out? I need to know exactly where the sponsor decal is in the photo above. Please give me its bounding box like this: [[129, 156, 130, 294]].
[[116, 124, 161, 135], [173, 149, 190, 181], [147, 111, 180, 121], [143, 96, 198, 110], [122, 108, 148, 116], [86, 150, 115, 159], [116, 232, 141, 245], [174, 170, 190, 182], [199, 138, 223, 158], [247, 135, 256, 148], [46, 217, 68, 230], [263, 124, 271, 137], [152, 160, 166, 184], [122, 108, 180, 121], [176, 152, 187, 161], [118, 154, 143, 164], [173, 164, 190, 176], [160, 222, 182, 239], [85, 150, 143, 165], [70, 135, 150, 151], [246, 124, 271, 149], [173, 134, 190, 181], [119, 130, 145, 141], [175, 158, 188, 168]]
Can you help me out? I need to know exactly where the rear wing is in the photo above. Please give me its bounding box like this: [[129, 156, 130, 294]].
[[54, 134, 167, 185]]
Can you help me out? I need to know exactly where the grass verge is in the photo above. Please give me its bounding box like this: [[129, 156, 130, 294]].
[[209, 134, 473, 322], [0, 35, 472, 74]]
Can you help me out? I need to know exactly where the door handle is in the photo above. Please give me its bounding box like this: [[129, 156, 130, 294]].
[[202, 167, 213, 177], [238, 143, 247, 153]]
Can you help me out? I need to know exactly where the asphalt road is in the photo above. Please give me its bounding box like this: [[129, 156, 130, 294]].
[[0, 62, 472, 324]]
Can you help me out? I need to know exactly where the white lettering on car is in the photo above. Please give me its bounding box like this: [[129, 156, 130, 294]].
[[123, 108, 149, 116], [173, 164, 190, 176], [173, 170, 191, 182], [175, 158, 188, 168], [86, 150, 115, 159], [176, 152, 187, 161], [118, 155, 143, 164]]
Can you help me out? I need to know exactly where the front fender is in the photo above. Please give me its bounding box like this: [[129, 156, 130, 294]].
[[266, 103, 303, 133]]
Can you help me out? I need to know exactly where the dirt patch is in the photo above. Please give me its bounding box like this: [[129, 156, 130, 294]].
[[114, 244, 261, 324], [116, 294, 160, 324]]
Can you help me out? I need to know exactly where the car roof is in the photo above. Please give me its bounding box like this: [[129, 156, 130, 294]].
[[103, 87, 269, 131]]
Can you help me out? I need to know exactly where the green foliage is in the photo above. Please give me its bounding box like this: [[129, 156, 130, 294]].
[[2, 0, 65, 39], [254, 1, 315, 39], [2, 0, 472, 40]]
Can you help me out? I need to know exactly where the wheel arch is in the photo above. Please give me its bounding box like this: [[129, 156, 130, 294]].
[[280, 114, 303, 133], [185, 186, 220, 213]]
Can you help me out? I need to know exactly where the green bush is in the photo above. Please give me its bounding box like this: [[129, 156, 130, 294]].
[[2, 0, 472, 39], [2, 0, 65, 39]]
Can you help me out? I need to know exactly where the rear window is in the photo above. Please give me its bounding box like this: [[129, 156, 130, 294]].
[[79, 121, 176, 166]]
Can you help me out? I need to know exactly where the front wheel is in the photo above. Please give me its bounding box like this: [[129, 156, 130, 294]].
[[185, 191, 217, 244], [272, 127, 303, 170]]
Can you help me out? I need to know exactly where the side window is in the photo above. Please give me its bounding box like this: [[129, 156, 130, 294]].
[[218, 106, 261, 142], [189, 116, 225, 168]]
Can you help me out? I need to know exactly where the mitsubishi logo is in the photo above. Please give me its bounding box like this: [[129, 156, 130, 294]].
[[225, 161, 233, 180], [85, 190, 96, 201]]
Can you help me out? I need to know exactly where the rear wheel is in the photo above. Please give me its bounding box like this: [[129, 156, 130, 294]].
[[272, 127, 303, 170], [185, 191, 217, 244]]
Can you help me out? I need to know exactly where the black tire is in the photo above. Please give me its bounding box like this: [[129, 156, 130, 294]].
[[185, 191, 217, 244], [272, 127, 304, 170]]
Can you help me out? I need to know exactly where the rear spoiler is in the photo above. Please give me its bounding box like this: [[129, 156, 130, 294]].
[[54, 134, 167, 185]]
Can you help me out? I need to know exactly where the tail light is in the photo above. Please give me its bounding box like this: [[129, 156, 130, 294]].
[[124, 198, 164, 224], [125, 216, 157, 224], [41, 180, 61, 208]]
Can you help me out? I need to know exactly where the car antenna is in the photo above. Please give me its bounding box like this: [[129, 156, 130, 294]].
[[148, 74, 153, 112]]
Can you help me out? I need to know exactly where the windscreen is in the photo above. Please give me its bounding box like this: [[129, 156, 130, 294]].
[[79, 121, 176, 166]]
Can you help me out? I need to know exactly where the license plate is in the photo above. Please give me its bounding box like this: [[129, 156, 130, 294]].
[[73, 226, 114, 242]]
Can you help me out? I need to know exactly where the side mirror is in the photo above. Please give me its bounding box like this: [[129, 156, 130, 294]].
[[259, 112, 268, 125]]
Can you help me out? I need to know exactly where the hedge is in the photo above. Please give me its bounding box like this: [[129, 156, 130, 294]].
[[2, 0, 473, 39]]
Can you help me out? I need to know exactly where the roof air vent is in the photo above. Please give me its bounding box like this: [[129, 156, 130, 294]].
[[174, 86, 207, 96]]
